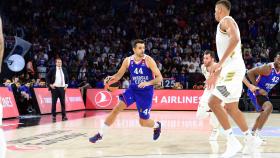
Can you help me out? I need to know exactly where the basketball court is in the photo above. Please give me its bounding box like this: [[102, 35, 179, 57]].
[[3, 111, 280, 158]]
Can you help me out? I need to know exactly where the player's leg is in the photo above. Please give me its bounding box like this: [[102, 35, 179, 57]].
[[208, 95, 231, 130], [135, 90, 161, 140], [197, 90, 221, 141], [252, 96, 273, 132], [209, 111, 220, 141], [104, 100, 127, 127], [252, 100, 273, 144], [248, 93, 271, 144], [224, 80, 260, 155], [210, 70, 246, 157], [252, 116, 260, 132], [89, 89, 134, 143], [139, 118, 155, 127], [247, 90, 263, 132], [224, 102, 249, 132], [209, 95, 242, 157], [196, 90, 211, 120]]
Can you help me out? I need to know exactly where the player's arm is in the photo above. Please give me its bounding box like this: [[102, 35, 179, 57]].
[[242, 77, 259, 93], [247, 64, 271, 86], [0, 17, 4, 72], [106, 57, 129, 83], [215, 18, 240, 70], [201, 64, 206, 80], [147, 56, 163, 85], [138, 56, 163, 88]]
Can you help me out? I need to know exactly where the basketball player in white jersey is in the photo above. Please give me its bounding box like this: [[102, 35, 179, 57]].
[[196, 50, 221, 141], [0, 16, 7, 158], [206, 1, 258, 157]]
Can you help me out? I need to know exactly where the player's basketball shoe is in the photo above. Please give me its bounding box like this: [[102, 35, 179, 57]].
[[253, 131, 266, 145], [209, 128, 219, 141], [89, 133, 103, 143], [153, 121, 161, 140], [221, 135, 242, 158], [242, 135, 259, 155]]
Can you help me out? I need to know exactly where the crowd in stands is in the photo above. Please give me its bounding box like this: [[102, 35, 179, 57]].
[[1, 0, 279, 92]]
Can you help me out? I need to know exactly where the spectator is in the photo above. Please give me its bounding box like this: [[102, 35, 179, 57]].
[[68, 76, 79, 88], [20, 81, 35, 114]]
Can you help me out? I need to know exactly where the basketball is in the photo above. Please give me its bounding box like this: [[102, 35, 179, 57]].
[[104, 80, 120, 92]]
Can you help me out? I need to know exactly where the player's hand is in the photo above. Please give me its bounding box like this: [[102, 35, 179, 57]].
[[258, 88, 268, 96], [209, 63, 222, 75], [248, 84, 259, 93], [206, 70, 221, 90], [138, 82, 151, 88], [104, 76, 115, 85]]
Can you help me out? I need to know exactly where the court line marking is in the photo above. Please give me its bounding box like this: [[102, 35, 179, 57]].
[[83, 152, 280, 158]]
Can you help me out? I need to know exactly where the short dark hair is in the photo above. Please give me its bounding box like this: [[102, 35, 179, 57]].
[[55, 58, 62, 62], [216, 0, 231, 11], [204, 50, 215, 58], [131, 39, 145, 48]]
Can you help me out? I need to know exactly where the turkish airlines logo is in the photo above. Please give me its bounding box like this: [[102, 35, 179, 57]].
[[1, 97, 13, 107], [94, 91, 112, 108]]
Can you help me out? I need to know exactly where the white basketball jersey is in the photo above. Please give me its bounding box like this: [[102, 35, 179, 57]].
[[216, 16, 245, 70], [201, 64, 210, 80]]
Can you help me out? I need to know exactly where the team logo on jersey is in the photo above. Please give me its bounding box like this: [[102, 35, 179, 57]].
[[94, 91, 112, 108]]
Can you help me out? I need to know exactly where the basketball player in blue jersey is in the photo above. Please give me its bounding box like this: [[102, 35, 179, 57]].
[[89, 39, 163, 143], [245, 52, 280, 144], [0, 16, 7, 158]]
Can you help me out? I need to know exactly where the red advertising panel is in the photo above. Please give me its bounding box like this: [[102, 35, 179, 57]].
[[0, 87, 19, 118], [86, 89, 203, 110], [34, 88, 85, 114]]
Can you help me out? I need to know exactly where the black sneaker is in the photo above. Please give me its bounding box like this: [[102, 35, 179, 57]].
[[153, 121, 161, 140], [62, 117, 68, 121], [89, 133, 103, 143], [52, 116, 56, 122]]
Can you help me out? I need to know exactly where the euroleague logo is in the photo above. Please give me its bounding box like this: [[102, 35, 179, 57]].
[[94, 91, 112, 108]]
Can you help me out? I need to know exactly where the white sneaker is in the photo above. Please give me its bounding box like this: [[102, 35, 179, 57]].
[[221, 135, 242, 158], [242, 135, 258, 155], [209, 141, 219, 154], [209, 128, 220, 141], [255, 132, 266, 146]]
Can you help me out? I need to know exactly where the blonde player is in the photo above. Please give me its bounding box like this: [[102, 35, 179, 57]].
[[206, 1, 258, 157], [0, 16, 7, 158], [196, 50, 221, 141]]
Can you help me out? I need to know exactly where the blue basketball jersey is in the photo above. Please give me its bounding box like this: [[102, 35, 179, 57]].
[[119, 55, 155, 119], [128, 55, 154, 90], [247, 63, 280, 111], [256, 63, 280, 93]]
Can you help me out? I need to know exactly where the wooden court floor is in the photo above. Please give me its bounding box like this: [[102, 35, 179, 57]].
[[2, 111, 280, 158]]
